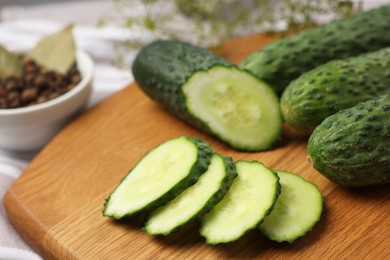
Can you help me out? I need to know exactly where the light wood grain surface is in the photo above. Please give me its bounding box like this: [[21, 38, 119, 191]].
[[4, 34, 390, 259]]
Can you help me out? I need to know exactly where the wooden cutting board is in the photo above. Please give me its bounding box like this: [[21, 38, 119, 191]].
[[4, 34, 390, 260]]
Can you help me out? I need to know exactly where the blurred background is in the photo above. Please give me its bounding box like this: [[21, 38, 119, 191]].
[[1, 0, 388, 68], [0, 0, 109, 25]]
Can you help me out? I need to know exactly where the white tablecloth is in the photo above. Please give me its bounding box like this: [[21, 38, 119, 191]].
[[0, 0, 388, 259]]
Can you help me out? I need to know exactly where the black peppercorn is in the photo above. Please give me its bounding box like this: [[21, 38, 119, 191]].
[[0, 57, 81, 109]]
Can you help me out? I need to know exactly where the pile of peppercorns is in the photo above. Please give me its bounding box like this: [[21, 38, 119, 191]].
[[0, 57, 81, 109]]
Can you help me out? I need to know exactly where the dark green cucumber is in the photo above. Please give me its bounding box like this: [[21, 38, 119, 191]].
[[281, 47, 390, 134], [240, 5, 390, 95], [259, 170, 323, 243], [103, 136, 212, 219], [199, 160, 280, 244], [144, 154, 237, 235], [307, 95, 390, 187], [132, 40, 282, 151]]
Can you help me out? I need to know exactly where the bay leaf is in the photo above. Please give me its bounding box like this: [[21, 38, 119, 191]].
[[0, 45, 23, 79], [29, 24, 76, 74]]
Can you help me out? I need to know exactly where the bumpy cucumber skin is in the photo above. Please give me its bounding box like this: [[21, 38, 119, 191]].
[[145, 154, 238, 235], [281, 47, 390, 134], [103, 136, 212, 219], [240, 5, 390, 95], [259, 170, 324, 243], [307, 95, 390, 187], [132, 40, 282, 151]]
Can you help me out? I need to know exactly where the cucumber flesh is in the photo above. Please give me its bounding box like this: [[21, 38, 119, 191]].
[[182, 66, 282, 151], [259, 170, 324, 243], [144, 154, 237, 235], [103, 136, 212, 219], [199, 160, 280, 244]]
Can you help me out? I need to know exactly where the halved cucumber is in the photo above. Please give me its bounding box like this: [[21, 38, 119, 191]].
[[103, 136, 212, 219], [144, 154, 237, 235], [132, 40, 282, 152], [183, 66, 282, 151], [199, 160, 280, 244], [259, 170, 324, 243]]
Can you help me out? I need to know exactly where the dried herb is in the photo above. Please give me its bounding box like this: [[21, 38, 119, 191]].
[[0, 25, 81, 109], [29, 24, 76, 74], [0, 45, 23, 79]]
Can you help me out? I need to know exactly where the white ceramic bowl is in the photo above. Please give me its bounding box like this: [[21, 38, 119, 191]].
[[0, 49, 94, 152]]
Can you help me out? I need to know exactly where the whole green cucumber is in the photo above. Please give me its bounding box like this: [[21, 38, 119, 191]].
[[240, 5, 390, 95], [132, 40, 282, 151], [307, 94, 390, 187], [281, 47, 390, 134]]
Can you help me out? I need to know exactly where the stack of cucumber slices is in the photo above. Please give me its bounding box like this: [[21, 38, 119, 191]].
[[103, 136, 324, 244]]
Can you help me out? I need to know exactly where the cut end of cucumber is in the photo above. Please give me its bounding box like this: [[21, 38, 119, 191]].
[[182, 66, 282, 151], [259, 170, 324, 243]]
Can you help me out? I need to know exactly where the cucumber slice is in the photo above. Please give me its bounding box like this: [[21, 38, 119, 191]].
[[259, 170, 324, 243], [144, 154, 237, 235], [182, 66, 282, 151], [199, 160, 280, 244], [103, 136, 212, 219]]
